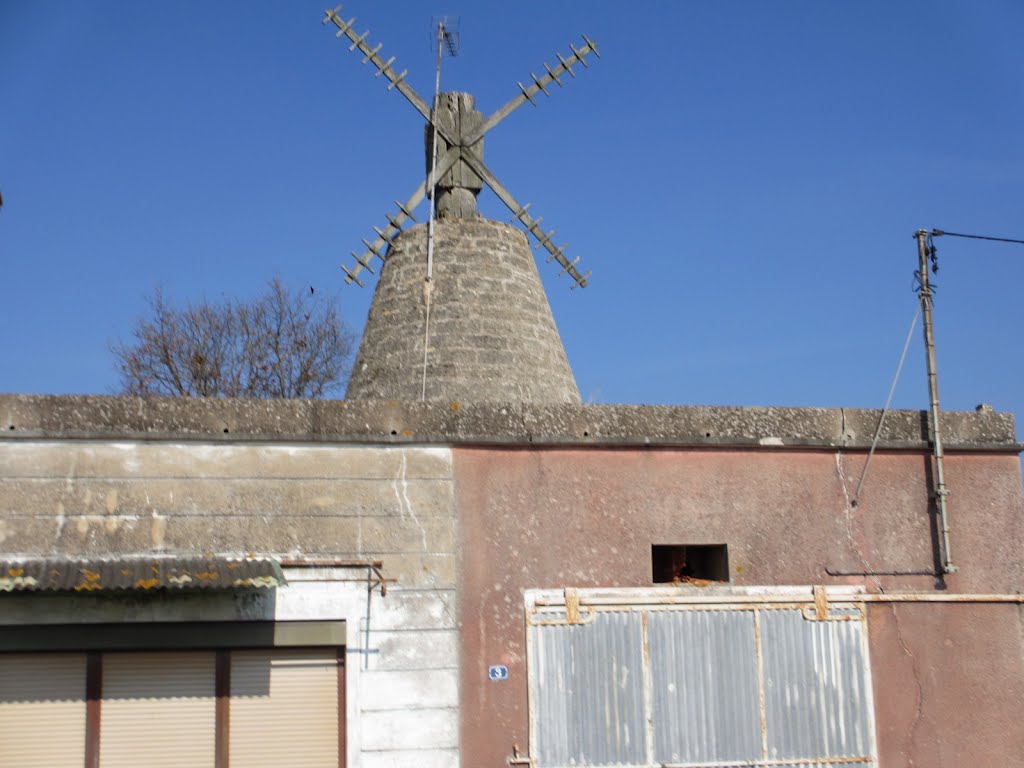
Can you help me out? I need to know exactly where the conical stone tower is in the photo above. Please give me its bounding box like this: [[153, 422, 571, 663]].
[[336, 79, 598, 404], [346, 216, 581, 402]]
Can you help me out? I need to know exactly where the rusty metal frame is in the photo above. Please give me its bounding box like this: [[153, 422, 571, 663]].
[[529, 586, 1024, 609], [753, 609, 769, 760], [528, 602, 868, 625], [641, 611, 655, 766], [279, 559, 392, 597], [509, 747, 532, 767]]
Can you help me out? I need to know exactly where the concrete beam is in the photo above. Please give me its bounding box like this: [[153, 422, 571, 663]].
[[1, 395, 1018, 452]]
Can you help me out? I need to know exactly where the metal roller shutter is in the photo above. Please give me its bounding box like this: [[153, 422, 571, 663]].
[[229, 649, 340, 768], [0, 653, 87, 768], [99, 651, 216, 768]]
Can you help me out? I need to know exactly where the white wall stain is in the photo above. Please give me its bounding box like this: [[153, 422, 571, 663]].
[[396, 449, 429, 551], [54, 502, 66, 542]]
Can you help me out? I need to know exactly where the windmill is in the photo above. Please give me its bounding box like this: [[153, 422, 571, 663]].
[[323, 5, 598, 289], [323, 6, 601, 403]]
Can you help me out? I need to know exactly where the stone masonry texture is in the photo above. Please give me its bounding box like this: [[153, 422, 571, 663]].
[[345, 218, 582, 403]]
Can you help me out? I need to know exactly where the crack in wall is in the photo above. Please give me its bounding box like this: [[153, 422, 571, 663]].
[[890, 602, 925, 767], [836, 453, 924, 767], [436, 588, 458, 630]]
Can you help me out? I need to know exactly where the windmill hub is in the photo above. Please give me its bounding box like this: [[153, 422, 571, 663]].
[[426, 92, 485, 220]]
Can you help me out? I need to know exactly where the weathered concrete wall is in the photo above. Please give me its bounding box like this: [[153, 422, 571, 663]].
[[3, 395, 1017, 450], [3, 396, 1022, 767], [453, 447, 1024, 767], [0, 442, 453, 582], [868, 602, 1024, 767], [0, 440, 460, 768]]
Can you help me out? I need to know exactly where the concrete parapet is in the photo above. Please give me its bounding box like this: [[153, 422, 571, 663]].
[[2, 395, 1018, 452]]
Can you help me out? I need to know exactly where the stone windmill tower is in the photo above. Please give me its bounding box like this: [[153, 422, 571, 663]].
[[324, 7, 599, 403]]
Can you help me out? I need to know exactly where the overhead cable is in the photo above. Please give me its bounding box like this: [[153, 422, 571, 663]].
[[931, 230, 1024, 246]]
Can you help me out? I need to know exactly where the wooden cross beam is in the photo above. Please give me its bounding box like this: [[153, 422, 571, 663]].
[[323, 5, 599, 289], [462, 34, 599, 147]]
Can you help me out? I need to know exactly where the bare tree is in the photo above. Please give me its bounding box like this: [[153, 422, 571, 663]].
[[112, 278, 355, 399]]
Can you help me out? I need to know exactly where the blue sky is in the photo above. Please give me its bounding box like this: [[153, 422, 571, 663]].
[[2, 1, 1022, 436]]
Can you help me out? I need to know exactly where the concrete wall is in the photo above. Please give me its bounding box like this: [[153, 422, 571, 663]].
[[454, 446, 1024, 767], [3, 396, 1023, 768], [868, 602, 1024, 767], [0, 439, 460, 768]]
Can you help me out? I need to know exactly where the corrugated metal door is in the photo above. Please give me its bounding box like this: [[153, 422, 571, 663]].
[[649, 609, 762, 764], [529, 598, 876, 768], [0, 653, 87, 768], [229, 649, 341, 767], [761, 607, 874, 763], [531, 611, 646, 765], [100, 651, 216, 768]]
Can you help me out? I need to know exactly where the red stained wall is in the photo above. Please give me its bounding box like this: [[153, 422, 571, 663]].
[[454, 447, 1024, 767]]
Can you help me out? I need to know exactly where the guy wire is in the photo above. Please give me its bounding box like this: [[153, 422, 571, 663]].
[[851, 304, 922, 507]]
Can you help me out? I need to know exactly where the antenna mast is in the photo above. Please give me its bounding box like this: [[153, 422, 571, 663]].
[[422, 18, 459, 400], [913, 226, 1024, 575], [914, 229, 955, 575]]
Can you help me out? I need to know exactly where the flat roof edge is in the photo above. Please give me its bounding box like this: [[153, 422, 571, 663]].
[[2, 395, 1018, 452]]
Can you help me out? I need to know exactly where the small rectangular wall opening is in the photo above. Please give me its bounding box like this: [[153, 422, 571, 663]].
[[652, 544, 729, 584]]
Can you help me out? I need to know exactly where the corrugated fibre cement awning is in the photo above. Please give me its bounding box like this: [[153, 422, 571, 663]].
[[0, 555, 286, 592]]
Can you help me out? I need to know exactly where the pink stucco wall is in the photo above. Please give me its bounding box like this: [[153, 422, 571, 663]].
[[454, 446, 1024, 767]]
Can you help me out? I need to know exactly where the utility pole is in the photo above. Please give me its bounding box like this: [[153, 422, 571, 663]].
[[915, 229, 956, 574]]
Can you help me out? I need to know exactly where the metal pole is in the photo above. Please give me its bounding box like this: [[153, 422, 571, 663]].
[[915, 229, 956, 574]]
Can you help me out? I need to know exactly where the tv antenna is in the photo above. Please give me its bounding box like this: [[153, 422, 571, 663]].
[[431, 16, 460, 57], [322, 5, 599, 289]]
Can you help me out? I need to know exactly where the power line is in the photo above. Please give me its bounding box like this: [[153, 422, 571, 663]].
[[931, 229, 1024, 246]]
